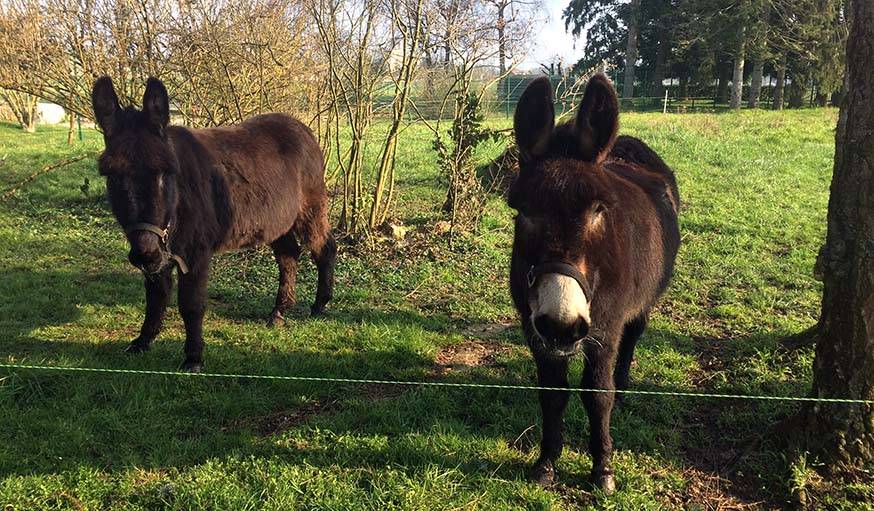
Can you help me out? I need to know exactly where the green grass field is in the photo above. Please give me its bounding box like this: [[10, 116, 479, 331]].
[[1, 109, 871, 510]]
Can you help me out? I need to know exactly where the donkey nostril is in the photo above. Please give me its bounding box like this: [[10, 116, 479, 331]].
[[129, 249, 161, 267], [534, 314, 588, 343]]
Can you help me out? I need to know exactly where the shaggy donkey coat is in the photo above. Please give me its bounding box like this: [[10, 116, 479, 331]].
[[508, 74, 680, 492], [92, 77, 336, 371]]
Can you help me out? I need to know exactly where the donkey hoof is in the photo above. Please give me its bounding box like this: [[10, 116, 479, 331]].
[[124, 340, 150, 354], [592, 472, 616, 494], [181, 361, 203, 373], [310, 305, 326, 317], [529, 460, 555, 487]]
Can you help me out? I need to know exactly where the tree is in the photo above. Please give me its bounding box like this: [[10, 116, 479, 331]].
[[621, 0, 640, 99], [802, 0, 874, 466], [563, 0, 642, 97], [0, 89, 38, 132]]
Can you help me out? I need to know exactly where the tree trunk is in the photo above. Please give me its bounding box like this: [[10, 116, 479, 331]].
[[716, 61, 730, 104], [788, 76, 806, 108], [622, 0, 640, 99], [496, 0, 507, 76], [730, 30, 745, 110], [802, 0, 874, 467], [773, 56, 786, 110], [67, 114, 75, 145], [652, 25, 668, 99], [748, 60, 764, 108]]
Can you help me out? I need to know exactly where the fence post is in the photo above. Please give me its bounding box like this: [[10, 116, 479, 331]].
[[663, 90, 668, 114]]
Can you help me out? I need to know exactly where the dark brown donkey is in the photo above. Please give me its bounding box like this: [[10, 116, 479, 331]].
[[508, 74, 680, 493], [92, 77, 336, 372]]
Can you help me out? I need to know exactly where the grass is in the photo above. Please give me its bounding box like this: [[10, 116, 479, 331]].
[[0, 109, 871, 510]]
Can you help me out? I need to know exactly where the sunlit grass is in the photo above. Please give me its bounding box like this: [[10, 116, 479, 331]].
[[1, 109, 867, 509]]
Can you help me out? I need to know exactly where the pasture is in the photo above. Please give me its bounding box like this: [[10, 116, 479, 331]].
[[1, 109, 869, 509]]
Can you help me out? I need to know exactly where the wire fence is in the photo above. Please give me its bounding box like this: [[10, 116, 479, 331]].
[[2, 363, 872, 405]]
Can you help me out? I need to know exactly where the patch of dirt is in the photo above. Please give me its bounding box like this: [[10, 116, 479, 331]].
[[459, 321, 516, 340], [224, 383, 410, 437], [672, 467, 768, 511], [433, 339, 513, 375], [223, 400, 339, 436]]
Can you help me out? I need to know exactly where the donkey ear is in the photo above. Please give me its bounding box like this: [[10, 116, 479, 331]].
[[575, 73, 618, 162], [142, 77, 170, 137], [92, 76, 120, 139], [514, 76, 555, 162]]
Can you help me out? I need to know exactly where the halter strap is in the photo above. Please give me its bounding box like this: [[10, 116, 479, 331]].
[[124, 223, 168, 242], [527, 261, 592, 301], [124, 222, 189, 274]]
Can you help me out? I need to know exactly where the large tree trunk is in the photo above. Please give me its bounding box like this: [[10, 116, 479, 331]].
[[622, 0, 640, 99], [803, 0, 874, 467], [773, 56, 786, 109], [730, 30, 745, 110], [747, 60, 763, 108]]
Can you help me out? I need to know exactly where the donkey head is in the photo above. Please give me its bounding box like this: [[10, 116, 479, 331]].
[[508, 74, 620, 357], [92, 76, 180, 275]]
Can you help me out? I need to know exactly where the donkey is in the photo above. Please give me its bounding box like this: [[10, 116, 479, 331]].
[[91, 77, 336, 372], [508, 74, 680, 493]]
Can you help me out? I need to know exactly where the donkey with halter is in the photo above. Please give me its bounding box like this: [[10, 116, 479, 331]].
[[92, 77, 336, 372], [508, 74, 680, 492]]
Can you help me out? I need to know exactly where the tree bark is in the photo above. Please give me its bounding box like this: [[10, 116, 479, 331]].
[[496, 0, 507, 76], [730, 29, 745, 110], [716, 60, 730, 104], [788, 76, 806, 109], [622, 0, 640, 99], [748, 60, 763, 108], [67, 114, 75, 145], [652, 24, 668, 99], [802, 0, 874, 467], [773, 56, 786, 109]]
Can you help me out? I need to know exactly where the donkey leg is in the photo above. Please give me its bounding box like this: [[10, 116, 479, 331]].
[[582, 340, 620, 493], [614, 314, 648, 395], [126, 269, 173, 353], [268, 233, 302, 327], [178, 262, 209, 373], [530, 355, 570, 487], [309, 231, 336, 316]]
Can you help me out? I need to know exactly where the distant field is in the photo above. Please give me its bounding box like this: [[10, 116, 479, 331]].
[[2, 109, 870, 510]]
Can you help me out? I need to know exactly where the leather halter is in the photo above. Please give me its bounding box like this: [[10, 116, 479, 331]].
[[527, 261, 592, 301], [124, 222, 189, 274]]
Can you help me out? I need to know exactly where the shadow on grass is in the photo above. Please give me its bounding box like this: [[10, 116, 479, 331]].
[[0, 266, 809, 505]]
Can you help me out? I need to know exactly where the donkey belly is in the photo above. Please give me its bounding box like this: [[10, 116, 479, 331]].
[[215, 171, 302, 252]]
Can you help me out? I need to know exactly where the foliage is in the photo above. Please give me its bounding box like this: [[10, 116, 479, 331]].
[[563, 0, 848, 104], [433, 92, 501, 237]]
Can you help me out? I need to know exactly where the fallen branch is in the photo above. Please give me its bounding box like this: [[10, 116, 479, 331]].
[[1, 153, 94, 201]]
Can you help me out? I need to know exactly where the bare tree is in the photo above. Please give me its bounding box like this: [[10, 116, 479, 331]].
[[0, 89, 39, 132]]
